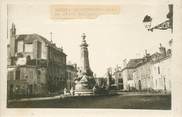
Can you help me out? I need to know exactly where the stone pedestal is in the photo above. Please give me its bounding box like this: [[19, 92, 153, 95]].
[[74, 75, 95, 96], [74, 83, 93, 96]]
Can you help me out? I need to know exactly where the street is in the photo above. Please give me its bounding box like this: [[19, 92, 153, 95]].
[[7, 94, 171, 109]]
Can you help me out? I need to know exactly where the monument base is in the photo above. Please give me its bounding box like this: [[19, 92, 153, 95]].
[[74, 83, 93, 96], [74, 91, 93, 96]]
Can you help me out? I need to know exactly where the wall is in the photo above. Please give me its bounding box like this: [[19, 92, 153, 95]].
[[113, 71, 123, 90], [122, 68, 135, 91], [133, 62, 153, 91], [151, 57, 172, 92], [47, 45, 67, 93], [7, 66, 48, 98]]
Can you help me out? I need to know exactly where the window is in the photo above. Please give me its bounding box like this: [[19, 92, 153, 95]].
[[118, 79, 123, 83], [37, 70, 41, 82], [37, 41, 42, 58], [158, 66, 160, 74], [68, 72, 71, 80], [17, 41, 24, 53], [26, 55, 31, 65], [15, 70, 20, 80], [8, 71, 14, 80]]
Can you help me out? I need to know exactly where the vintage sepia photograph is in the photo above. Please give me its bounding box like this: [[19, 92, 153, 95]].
[[6, 3, 173, 109]]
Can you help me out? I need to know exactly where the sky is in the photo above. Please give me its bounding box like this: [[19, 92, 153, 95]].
[[8, 3, 172, 77]]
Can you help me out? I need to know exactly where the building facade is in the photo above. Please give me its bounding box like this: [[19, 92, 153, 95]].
[[113, 66, 124, 90], [7, 23, 67, 98], [122, 59, 143, 91], [95, 77, 107, 89], [132, 54, 153, 91], [150, 44, 172, 92], [121, 43, 172, 93], [66, 64, 77, 91], [7, 65, 48, 98]]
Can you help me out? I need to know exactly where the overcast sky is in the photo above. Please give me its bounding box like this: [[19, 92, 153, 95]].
[[8, 3, 172, 77]]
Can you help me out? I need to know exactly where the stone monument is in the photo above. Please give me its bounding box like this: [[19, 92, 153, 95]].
[[74, 33, 96, 96]]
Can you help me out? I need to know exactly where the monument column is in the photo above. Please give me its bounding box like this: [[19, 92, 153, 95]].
[[80, 33, 93, 76]]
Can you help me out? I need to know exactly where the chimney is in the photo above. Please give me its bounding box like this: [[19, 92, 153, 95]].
[[144, 49, 150, 61], [73, 64, 77, 69], [145, 49, 147, 55], [159, 43, 166, 56], [169, 39, 173, 47]]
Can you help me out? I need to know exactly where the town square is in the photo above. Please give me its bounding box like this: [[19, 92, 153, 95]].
[[6, 4, 172, 109]]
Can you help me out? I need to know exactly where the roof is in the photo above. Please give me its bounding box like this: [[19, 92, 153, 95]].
[[151, 52, 172, 63], [16, 34, 51, 44], [121, 46, 172, 70], [16, 33, 66, 55], [126, 59, 144, 69], [122, 57, 150, 71], [151, 52, 162, 58], [123, 52, 172, 70]]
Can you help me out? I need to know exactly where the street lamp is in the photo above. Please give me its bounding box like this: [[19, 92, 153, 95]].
[[143, 15, 153, 31], [143, 4, 173, 33]]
